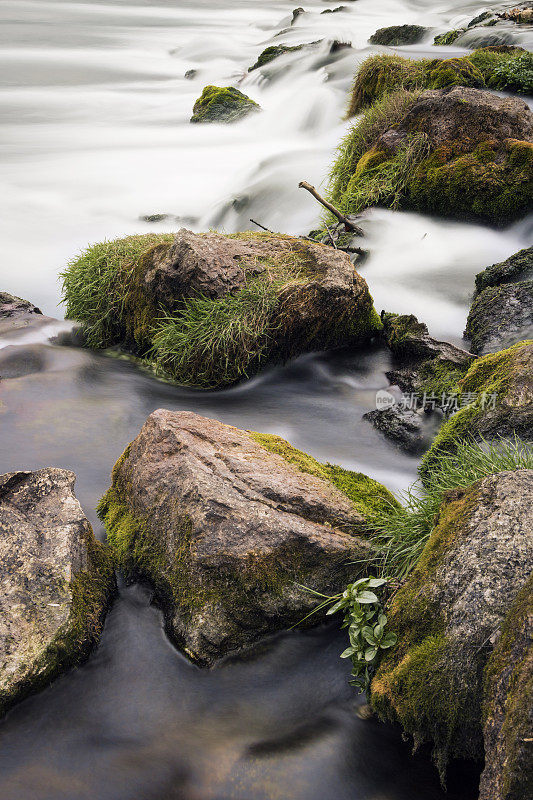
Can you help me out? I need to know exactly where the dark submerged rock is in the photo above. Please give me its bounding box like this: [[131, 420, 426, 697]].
[[371, 470, 533, 776], [190, 86, 260, 124], [369, 25, 427, 46], [99, 410, 396, 664], [0, 469, 115, 717]]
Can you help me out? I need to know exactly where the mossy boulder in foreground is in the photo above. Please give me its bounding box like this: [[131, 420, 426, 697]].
[[0, 469, 115, 717], [99, 409, 397, 664], [333, 86, 533, 226], [190, 85, 260, 123], [370, 470, 533, 777], [62, 229, 382, 389]]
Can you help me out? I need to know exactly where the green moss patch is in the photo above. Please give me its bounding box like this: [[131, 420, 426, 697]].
[[348, 50, 533, 115], [249, 431, 399, 520], [190, 86, 260, 124]]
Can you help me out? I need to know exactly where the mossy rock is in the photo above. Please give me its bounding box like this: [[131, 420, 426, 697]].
[[465, 281, 533, 355], [433, 29, 465, 46], [479, 575, 533, 800], [333, 86, 533, 226], [61, 229, 382, 390], [190, 85, 260, 123], [0, 469, 116, 717], [248, 43, 308, 72], [369, 25, 427, 47], [99, 410, 397, 664], [348, 49, 532, 116], [420, 341, 533, 480], [474, 245, 533, 295], [371, 470, 533, 778]]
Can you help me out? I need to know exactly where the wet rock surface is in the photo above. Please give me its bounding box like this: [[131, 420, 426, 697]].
[[0, 468, 115, 717], [480, 574, 533, 800], [0, 292, 45, 337], [369, 25, 428, 46], [371, 470, 533, 771], [99, 410, 396, 664], [465, 280, 533, 355]]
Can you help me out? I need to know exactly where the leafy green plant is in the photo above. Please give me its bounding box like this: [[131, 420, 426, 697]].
[[368, 435, 533, 580], [487, 52, 533, 94], [299, 577, 397, 695]]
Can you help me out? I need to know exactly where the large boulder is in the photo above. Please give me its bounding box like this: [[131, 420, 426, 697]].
[[465, 247, 533, 355], [0, 469, 115, 717], [62, 229, 382, 389], [480, 575, 533, 800], [371, 470, 533, 775], [190, 86, 260, 123], [99, 410, 397, 664], [335, 85, 533, 225], [420, 341, 533, 478]]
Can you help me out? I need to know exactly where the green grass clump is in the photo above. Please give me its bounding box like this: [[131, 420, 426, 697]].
[[329, 89, 420, 206], [368, 436, 533, 580], [61, 233, 173, 349], [150, 279, 283, 389]]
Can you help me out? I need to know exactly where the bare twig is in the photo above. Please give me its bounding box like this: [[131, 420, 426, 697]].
[[250, 218, 273, 233], [298, 181, 363, 236], [324, 223, 337, 249]]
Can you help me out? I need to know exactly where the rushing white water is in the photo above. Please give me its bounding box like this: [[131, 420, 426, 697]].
[[1, 0, 531, 333]]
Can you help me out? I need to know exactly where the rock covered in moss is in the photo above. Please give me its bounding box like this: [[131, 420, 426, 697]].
[[465, 247, 533, 356], [371, 470, 533, 775], [479, 575, 533, 800], [474, 246, 533, 295], [420, 341, 533, 478], [364, 314, 475, 453], [99, 410, 397, 664], [190, 86, 260, 123], [62, 229, 382, 389], [465, 282, 533, 355], [339, 86, 533, 225], [369, 25, 427, 46], [433, 29, 465, 46], [0, 469, 115, 717]]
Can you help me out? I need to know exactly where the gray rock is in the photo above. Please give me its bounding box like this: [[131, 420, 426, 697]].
[[465, 280, 533, 355], [99, 410, 396, 664], [371, 470, 533, 772], [364, 406, 441, 455], [369, 25, 428, 46], [0, 469, 115, 717], [0, 292, 43, 338], [474, 246, 533, 295], [480, 574, 533, 800]]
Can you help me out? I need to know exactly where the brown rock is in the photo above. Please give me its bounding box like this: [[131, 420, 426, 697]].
[[99, 410, 394, 664]]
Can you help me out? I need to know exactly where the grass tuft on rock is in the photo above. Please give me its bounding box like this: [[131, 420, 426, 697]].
[[368, 435, 533, 579]]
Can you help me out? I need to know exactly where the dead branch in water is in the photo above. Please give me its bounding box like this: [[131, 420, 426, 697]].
[[250, 218, 273, 233], [298, 181, 363, 236]]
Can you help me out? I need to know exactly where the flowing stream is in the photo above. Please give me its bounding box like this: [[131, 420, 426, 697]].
[[0, 1, 531, 798]]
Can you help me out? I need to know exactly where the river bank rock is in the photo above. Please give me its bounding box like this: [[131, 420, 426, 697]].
[[371, 470, 533, 776], [0, 469, 115, 717], [420, 340, 533, 479], [62, 229, 382, 389], [0, 292, 45, 338], [369, 25, 428, 46], [99, 409, 397, 664], [364, 314, 475, 454], [479, 574, 533, 800], [465, 246, 533, 355], [335, 85, 533, 225], [190, 86, 260, 123]]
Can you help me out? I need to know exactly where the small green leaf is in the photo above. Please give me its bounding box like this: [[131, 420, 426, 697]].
[[365, 647, 378, 661], [380, 632, 398, 648], [340, 647, 356, 658], [326, 599, 347, 615], [367, 578, 387, 588], [357, 591, 379, 604]]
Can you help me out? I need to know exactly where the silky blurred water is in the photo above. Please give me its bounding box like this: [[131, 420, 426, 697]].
[[0, 2, 531, 798]]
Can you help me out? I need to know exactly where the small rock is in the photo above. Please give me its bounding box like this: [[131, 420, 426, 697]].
[[369, 25, 428, 46], [190, 86, 260, 124]]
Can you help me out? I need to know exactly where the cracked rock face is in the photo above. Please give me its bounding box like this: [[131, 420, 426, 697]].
[[100, 410, 379, 664], [0, 291, 44, 338], [0, 469, 115, 717]]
